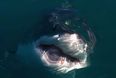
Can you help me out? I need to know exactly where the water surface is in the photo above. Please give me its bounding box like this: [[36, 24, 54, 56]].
[[0, 0, 116, 78]]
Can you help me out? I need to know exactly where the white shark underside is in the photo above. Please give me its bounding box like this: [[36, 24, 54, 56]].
[[34, 33, 89, 73]]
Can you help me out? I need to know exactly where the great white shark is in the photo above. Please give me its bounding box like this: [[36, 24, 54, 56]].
[[33, 1, 96, 74]]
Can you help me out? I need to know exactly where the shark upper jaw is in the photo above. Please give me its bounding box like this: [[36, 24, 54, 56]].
[[34, 33, 88, 73]]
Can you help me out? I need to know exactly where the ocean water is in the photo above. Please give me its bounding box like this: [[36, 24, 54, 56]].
[[0, 0, 116, 78]]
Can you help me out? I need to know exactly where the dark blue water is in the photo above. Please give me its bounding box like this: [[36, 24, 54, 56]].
[[0, 0, 116, 78]]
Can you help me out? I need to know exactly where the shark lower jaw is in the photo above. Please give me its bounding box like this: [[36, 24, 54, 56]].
[[34, 33, 88, 73]]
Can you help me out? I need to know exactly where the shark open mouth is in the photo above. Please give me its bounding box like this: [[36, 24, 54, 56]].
[[34, 33, 88, 73], [38, 44, 79, 63]]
